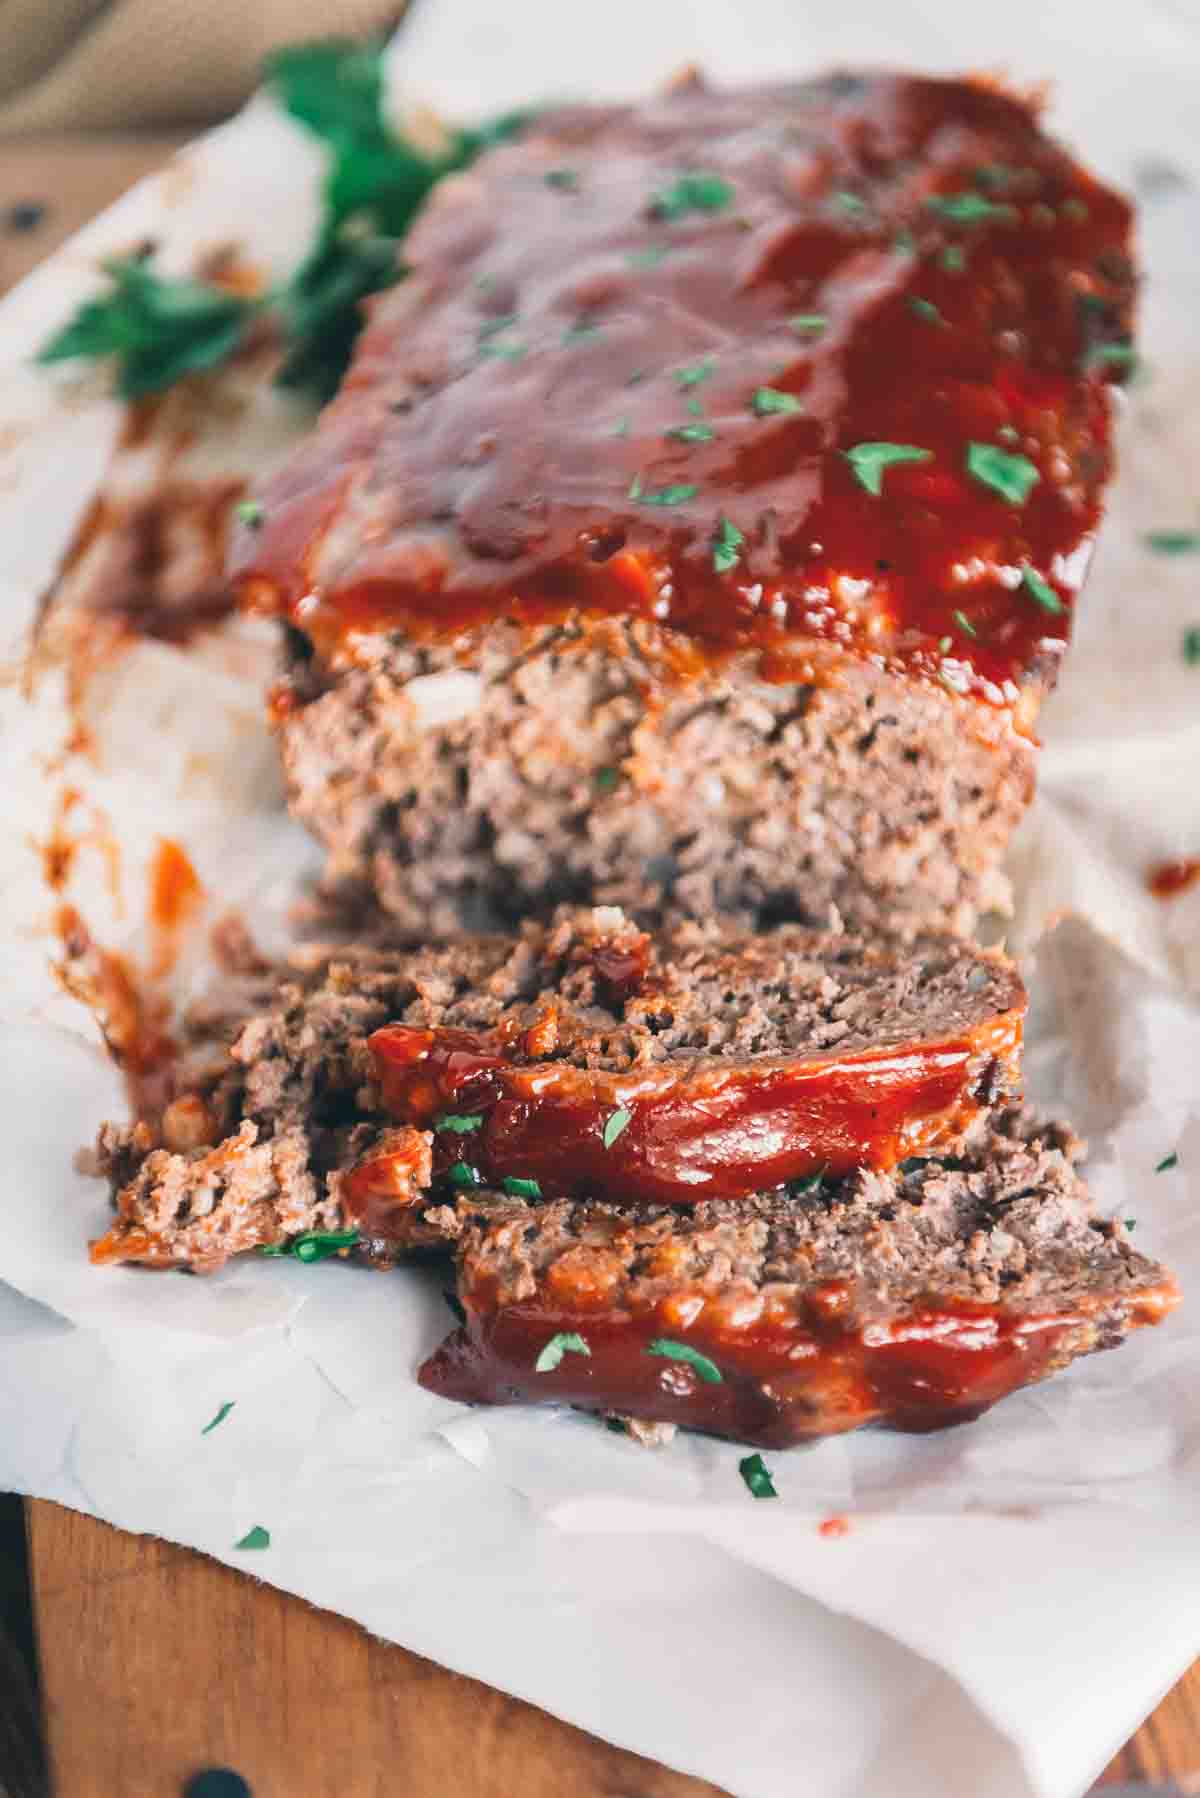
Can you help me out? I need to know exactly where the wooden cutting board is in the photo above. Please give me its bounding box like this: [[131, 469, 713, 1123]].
[[5, 133, 1199, 1797]]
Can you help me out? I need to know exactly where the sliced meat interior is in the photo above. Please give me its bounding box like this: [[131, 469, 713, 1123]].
[[87, 908, 1023, 1268], [420, 1112, 1178, 1447]]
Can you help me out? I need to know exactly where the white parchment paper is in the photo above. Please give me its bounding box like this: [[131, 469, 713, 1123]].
[[1, 6, 1199, 1795]]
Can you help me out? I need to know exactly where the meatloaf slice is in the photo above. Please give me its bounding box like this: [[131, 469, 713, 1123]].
[[420, 1112, 1179, 1447], [235, 73, 1135, 938], [88, 908, 1022, 1269]]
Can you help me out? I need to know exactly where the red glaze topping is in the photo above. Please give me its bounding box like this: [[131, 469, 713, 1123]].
[[235, 74, 1134, 708], [367, 1003, 1023, 1210], [1147, 857, 1200, 901], [419, 1298, 1100, 1447]]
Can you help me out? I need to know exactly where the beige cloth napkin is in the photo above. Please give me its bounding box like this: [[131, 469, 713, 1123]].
[[0, 0, 406, 132]]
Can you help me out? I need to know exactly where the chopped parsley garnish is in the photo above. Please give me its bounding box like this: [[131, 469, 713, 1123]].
[[236, 500, 264, 529], [1185, 627, 1200, 666], [666, 422, 715, 443], [738, 1453, 778, 1499], [832, 190, 868, 218], [712, 516, 745, 574], [651, 172, 734, 221], [535, 1331, 591, 1373], [627, 245, 672, 270], [645, 1339, 723, 1384], [1145, 531, 1200, 555], [1021, 566, 1064, 614], [675, 356, 716, 389], [259, 1228, 360, 1262], [479, 334, 526, 361], [1085, 342, 1137, 374], [938, 635, 952, 653], [844, 441, 933, 497], [940, 245, 966, 273], [925, 191, 1016, 225], [952, 609, 979, 639], [201, 1401, 235, 1436], [893, 229, 917, 255], [1156, 1152, 1179, 1173], [751, 387, 803, 417], [544, 168, 579, 190], [973, 163, 1018, 190], [594, 766, 620, 790], [448, 1161, 484, 1189], [790, 313, 828, 335], [39, 40, 535, 403], [502, 1175, 542, 1199], [966, 442, 1040, 506], [235, 1526, 271, 1551], [37, 255, 261, 399], [686, 396, 705, 416], [908, 297, 943, 325], [436, 1114, 484, 1135], [630, 479, 699, 507], [790, 1166, 827, 1196], [602, 1108, 632, 1148], [611, 417, 630, 437]]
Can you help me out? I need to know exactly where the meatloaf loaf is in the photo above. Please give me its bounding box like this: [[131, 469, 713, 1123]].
[[420, 1112, 1178, 1446], [234, 72, 1135, 938], [89, 907, 1024, 1269]]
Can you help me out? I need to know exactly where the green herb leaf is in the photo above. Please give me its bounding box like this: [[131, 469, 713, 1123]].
[[645, 1338, 723, 1384], [1157, 1152, 1179, 1173], [603, 1108, 632, 1148], [790, 1166, 827, 1197], [925, 191, 1016, 225], [235, 1525, 270, 1551], [844, 441, 933, 496], [651, 172, 734, 221], [751, 386, 803, 417], [712, 515, 745, 574], [258, 1228, 361, 1261], [675, 357, 716, 389], [832, 190, 868, 218], [789, 313, 828, 335], [940, 245, 966, 273], [594, 766, 620, 790], [37, 254, 259, 399], [966, 442, 1040, 506], [952, 609, 979, 639], [1084, 342, 1137, 374], [893, 229, 917, 255], [1146, 532, 1200, 555], [1184, 627, 1200, 666], [1124, 1218, 1137, 1232], [502, 1175, 542, 1199], [631, 481, 699, 508], [436, 1114, 484, 1135], [685, 396, 705, 416], [544, 168, 579, 190], [611, 417, 630, 437], [1021, 566, 1064, 614], [738, 1452, 778, 1499], [201, 1401, 235, 1436], [275, 227, 400, 401], [535, 1331, 591, 1373], [627, 245, 671, 270], [908, 296, 943, 325], [236, 500, 264, 529], [448, 1161, 484, 1189], [666, 422, 715, 443]]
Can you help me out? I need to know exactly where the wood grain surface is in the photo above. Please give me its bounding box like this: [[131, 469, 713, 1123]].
[[4, 132, 1199, 1798]]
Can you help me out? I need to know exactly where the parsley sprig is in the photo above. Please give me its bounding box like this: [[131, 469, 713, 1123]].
[[38, 39, 533, 404]]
